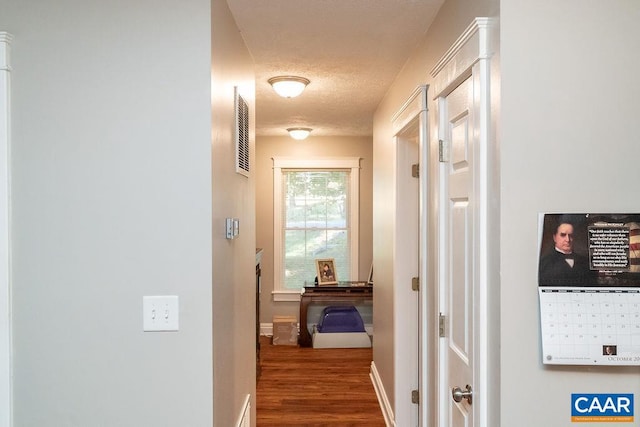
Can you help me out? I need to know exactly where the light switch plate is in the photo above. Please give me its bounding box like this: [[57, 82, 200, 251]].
[[226, 218, 240, 239], [226, 218, 233, 239], [143, 295, 179, 332]]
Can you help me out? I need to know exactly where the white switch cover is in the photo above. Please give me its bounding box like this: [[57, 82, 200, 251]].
[[143, 295, 179, 332]]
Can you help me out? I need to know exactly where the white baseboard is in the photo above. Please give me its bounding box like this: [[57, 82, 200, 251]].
[[260, 322, 299, 336], [370, 361, 395, 427], [260, 322, 273, 336], [234, 394, 251, 427]]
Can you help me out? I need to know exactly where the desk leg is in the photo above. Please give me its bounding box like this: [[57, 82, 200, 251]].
[[299, 295, 312, 347]]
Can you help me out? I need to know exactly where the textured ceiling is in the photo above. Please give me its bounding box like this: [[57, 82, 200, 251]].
[[226, 0, 444, 137]]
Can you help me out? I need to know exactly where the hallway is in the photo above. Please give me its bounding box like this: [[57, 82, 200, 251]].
[[256, 337, 385, 426]]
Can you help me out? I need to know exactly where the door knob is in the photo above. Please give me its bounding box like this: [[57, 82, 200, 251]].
[[451, 385, 472, 404]]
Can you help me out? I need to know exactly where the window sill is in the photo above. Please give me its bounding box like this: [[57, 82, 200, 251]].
[[272, 290, 303, 302]]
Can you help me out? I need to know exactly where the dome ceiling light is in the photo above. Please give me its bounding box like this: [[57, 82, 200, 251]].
[[287, 127, 312, 140], [268, 76, 310, 98]]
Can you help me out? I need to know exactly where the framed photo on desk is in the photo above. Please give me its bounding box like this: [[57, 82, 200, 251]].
[[316, 258, 338, 285]]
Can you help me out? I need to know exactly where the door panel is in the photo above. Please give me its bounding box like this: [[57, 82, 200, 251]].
[[450, 203, 470, 360]]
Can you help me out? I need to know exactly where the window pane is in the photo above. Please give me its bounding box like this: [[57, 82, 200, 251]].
[[284, 230, 314, 289], [282, 170, 350, 290]]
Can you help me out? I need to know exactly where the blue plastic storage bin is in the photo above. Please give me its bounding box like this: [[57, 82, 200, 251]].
[[317, 306, 366, 333]]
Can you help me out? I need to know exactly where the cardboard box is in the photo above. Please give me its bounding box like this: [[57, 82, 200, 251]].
[[272, 315, 298, 346]]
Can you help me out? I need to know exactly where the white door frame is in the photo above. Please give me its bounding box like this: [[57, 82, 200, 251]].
[[429, 18, 499, 427], [391, 85, 429, 426], [0, 31, 12, 427]]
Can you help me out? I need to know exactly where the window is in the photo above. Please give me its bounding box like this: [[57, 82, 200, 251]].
[[273, 157, 360, 301]]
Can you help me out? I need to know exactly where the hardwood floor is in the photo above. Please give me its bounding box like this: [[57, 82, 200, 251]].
[[256, 336, 386, 426]]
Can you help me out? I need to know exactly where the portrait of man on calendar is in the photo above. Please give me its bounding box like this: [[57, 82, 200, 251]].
[[538, 213, 640, 287], [539, 214, 597, 287]]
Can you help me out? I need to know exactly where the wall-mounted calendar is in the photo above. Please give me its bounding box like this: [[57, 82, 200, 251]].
[[538, 213, 640, 366]]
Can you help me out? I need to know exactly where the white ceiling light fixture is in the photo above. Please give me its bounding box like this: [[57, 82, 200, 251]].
[[268, 76, 310, 98], [287, 127, 312, 140]]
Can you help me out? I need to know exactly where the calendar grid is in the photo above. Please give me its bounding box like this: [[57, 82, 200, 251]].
[[539, 287, 640, 365]]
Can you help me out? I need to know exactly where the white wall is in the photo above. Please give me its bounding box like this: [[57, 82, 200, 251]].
[[211, 0, 257, 425], [1, 0, 256, 425], [0, 31, 11, 427], [500, 1, 640, 425]]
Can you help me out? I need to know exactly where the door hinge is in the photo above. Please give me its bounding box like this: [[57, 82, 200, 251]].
[[411, 389, 419, 404], [411, 163, 419, 178], [438, 139, 449, 163], [439, 313, 446, 337], [411, 277, 419, 291]]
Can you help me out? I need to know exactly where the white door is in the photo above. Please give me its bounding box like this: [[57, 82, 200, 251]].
[[395, 115, 420, 427], [431, 18, 496, 427], [392, 85, 427, 427], [439, 76, 475, 427]]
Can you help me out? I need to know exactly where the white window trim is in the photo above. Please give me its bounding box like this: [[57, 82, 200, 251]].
[[272, 157, 360, 302]]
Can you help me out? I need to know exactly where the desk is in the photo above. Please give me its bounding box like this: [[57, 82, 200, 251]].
[[298, 282, 373, 347]]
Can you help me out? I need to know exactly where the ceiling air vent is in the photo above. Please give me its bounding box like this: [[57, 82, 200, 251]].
[[235, 87, 250, 177]]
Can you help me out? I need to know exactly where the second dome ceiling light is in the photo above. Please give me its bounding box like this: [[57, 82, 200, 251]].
[[268, 76, 312, 140]]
